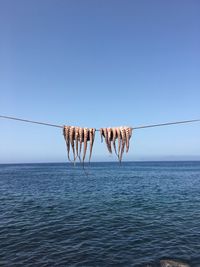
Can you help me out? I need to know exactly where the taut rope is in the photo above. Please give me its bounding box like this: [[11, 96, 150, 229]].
[[0, 115, 62, 128], [0, 115, 200, 130]]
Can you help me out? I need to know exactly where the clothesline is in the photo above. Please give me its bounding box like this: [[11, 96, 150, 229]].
[[0, 115, 200, 130]]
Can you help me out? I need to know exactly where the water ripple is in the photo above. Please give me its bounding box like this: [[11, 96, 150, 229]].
[[0, 162, 200, 266]]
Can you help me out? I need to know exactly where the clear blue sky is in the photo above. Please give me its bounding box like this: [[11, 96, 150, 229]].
[[0, 0, 200, 163]]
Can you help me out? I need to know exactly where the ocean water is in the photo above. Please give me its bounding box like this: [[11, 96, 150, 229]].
[[0, 162, 200, 267]]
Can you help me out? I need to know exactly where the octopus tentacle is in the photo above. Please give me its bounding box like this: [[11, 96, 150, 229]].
[[78, 127, 84, 160], [89, 128, 96, 162], [125, 126, 129, 153], [63, 125, 71, 162], [104, 128, 112, 154], [83, 128, 88, 162], [117, 127, 122, 159], [119, 127, 126, 162], [75, 126, 79, 159], [126, 127, 133, 153], [107, 127, 112, 154], [69, 126, 75, 162], [112, 127, 118, 156], [103, 128, 108, 152]]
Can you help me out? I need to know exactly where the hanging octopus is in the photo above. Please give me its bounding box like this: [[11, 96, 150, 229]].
[[63, 125, 132, 164], [100, 126, 133, 162], [63, 126, 96, 164]]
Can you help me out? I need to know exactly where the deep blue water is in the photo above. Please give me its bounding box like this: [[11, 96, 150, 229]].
[[0, 161, 200, 267]]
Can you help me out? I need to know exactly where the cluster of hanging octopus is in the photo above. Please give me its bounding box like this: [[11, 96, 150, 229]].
[[63, 126, 95, 163], [63, 126, 133, 163], [100, 127, 133, 162]]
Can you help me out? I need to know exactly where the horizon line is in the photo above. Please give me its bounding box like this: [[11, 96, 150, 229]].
[[1, 160, 200, 165]]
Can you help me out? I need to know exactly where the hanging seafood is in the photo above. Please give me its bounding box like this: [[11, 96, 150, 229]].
[[63, 126, 96, 164], [100, 126, 133, 162]]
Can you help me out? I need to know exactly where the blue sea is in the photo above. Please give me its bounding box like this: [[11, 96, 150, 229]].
[[0, 162, 200, 267]]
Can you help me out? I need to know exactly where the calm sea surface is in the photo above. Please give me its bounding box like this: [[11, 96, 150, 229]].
[[0, 162, 200, 267]]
